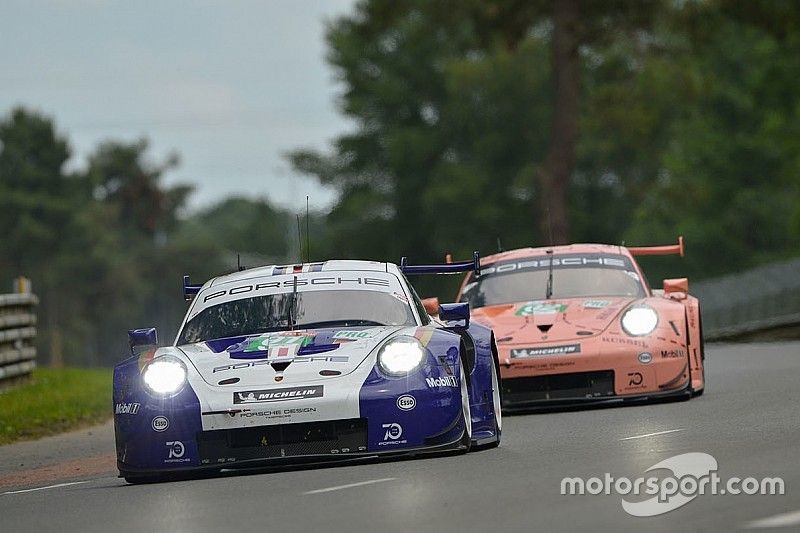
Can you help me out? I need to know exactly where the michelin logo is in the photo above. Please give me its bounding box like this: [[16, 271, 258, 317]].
[[511, 344, 581, 358], [233, 386, 324, 404]]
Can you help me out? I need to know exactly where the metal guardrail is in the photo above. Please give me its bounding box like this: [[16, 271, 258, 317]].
[[693, 257, 800, 340], [0, 290, 38, 387]]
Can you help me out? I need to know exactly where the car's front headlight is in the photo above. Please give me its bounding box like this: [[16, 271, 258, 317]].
[[377, 336, 425, 376], [621, 305, 659, 336], [142, 356, 188, 395]]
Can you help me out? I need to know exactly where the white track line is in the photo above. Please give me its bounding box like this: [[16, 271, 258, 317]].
[[743, 509, 800, 529], [620, 428, 685, 441], [2, 481, 88, 495], [304, 477, 396, 495]]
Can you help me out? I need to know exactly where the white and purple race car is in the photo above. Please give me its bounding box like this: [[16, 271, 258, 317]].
[[113, 256, 502, 483]]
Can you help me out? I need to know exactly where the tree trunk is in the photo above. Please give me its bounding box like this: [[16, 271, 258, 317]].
[[537, 0, 580, 244]]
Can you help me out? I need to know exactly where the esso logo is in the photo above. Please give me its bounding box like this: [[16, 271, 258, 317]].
[[396, 395, 416, 411], [638, 352, 653, 364], [152, 416, 169, 432]]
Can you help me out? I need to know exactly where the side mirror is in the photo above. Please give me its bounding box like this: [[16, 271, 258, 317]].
[[128, 328, 158, 357], [422, 297, 440, 316], [663, 278, 688, 300], [439, 303, 470, 328]]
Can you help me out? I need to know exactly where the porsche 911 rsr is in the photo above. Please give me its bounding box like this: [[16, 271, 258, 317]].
[[448, 238, 705, 411], [113, 257, 501, 483]]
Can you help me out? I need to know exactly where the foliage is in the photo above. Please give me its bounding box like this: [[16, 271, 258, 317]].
[[291, 0, 800, 293], [0, 368, 112, 445], [0, 109, 294, 365]]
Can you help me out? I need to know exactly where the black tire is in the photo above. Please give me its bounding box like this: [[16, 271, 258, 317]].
[[477, 354, 502, 449], [458, 359, 472, 453]]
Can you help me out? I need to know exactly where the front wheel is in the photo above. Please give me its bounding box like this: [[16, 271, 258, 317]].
[[486, 357, 502, 447], [458, 359, 472, 452]]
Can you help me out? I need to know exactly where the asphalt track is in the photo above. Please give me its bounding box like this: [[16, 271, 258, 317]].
[[1, 342, 799, 532]]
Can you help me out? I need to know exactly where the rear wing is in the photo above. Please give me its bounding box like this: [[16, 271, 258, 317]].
[[628, 236, 684, 257], [400, 251, 481, 276]]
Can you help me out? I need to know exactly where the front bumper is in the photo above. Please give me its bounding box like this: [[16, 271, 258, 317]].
[[118, 417, 466, 480], [500, 371, 691, 411], [497, 339, 692, 409]]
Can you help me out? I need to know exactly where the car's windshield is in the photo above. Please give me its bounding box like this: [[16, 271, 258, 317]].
[[178, 289, 416, 345], [459, 253, 646, 308]]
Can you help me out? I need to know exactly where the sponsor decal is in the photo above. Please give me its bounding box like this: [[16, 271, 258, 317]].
[[584, 300, 611, 309], [202, 276, 391, 303], [602, 336, 647, 348], [332, 329, 378, 341], [627, 372, 644, 387], [518, 361, 576, 370], [213, 355, 349, 373], [379, 423, 407, 446], [425, 375, 458, 388], [391, 292, 409, 303], [115, 402, 140, 415], [511, 344, 581, 358], [243, 333, 313, 353], [239, 407, 318, 420], [516, 302, 568, 316], [396, 395, 416, 411], [233, 386, 324, 404], [165, 440, 190, 463], [152, 416, 169, 432], [481, 254, 634, 277], [661, 349, 686, 359], [638, 352, 653, 364]]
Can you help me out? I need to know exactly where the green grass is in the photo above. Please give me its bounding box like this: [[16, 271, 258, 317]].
[[0, 367, 112, 445]]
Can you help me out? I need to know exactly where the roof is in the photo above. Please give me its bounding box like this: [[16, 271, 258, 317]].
[[481, 243, 632, 265], [206, 260, 395, 287]]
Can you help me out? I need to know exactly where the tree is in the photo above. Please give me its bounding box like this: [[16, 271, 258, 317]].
[[85, 139, 191, 242]]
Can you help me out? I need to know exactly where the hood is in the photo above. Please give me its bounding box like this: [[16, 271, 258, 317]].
[[472, 297, 636, 345], [178, 326, 399, 387]]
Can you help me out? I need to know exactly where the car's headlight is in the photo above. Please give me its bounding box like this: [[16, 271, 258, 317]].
[[142, 356, 187, 395], [621, 306, 659, 336], [377, 336, 425, 376]]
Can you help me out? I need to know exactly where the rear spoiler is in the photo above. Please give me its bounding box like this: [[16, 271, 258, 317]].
[[628, 236, 685, 257], [400, 251, 481, 276], [183, 275, 203, 301]]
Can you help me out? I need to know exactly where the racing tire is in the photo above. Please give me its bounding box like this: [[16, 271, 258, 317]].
[[694, 315, 707, 397], [476, 355, 502, 449], [458, 359, 472, 453]]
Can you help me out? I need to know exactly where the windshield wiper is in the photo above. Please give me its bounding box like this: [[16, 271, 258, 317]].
[[296, 319, 386, 329], [545, 249, 554, 300]]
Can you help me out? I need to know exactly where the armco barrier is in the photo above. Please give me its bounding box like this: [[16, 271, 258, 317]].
[[692, 257, 800, 340], [0, 289, 38, 387]]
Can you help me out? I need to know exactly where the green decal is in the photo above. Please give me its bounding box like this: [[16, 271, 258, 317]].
[[515, 302, 568, 316], [245, 334, 312, 352], [583, 300, 610, 309]]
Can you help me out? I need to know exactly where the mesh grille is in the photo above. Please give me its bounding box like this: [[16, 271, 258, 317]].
[[197, 418, 368, 464], [502, 371, 615, 403]]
